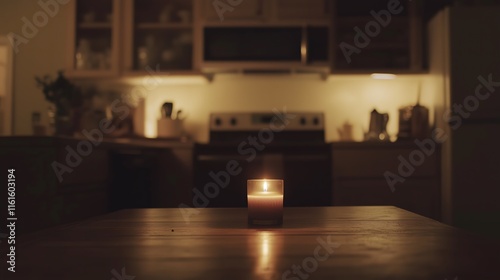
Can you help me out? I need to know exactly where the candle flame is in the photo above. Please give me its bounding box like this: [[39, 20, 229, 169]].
[[263, 181, 268, 192]]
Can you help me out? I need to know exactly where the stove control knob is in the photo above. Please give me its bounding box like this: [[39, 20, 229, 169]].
[[230, 118, 237, 126], [215, 118, 222, 126], [312, 117, 320, 126], [300, 117, 307, 125]]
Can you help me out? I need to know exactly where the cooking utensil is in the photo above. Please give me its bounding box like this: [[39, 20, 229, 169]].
[[411, 83, 430, 139], [175, 109, 183, 120], [161, 102, 173, 119]]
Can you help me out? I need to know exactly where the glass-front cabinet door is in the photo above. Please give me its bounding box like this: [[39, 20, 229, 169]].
[[123, 0, 195, 74], [67, 0, 121, 77], [332, 0, 422, 72]]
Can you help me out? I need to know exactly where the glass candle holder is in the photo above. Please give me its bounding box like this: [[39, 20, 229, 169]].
[[247, 179, 284, 226]]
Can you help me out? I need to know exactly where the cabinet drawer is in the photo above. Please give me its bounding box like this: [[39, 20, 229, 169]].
[[333, 148, 439, 178]]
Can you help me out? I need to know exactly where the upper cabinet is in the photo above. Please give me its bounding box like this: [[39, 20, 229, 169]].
[[122, 0, 196, 74], [66, 0, 425, 78], [201, 0, 330, 23], [332, 0, 423, 72], [202, 0, 267, 22], [66, 0, 121, 78], [276, 0, 330, 21]]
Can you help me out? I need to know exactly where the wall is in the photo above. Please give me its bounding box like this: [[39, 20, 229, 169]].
[[0, 41, 11, 135], [134, 74, 435, 142], [1, 0, 440, 143], [0, 0, 72, 136]]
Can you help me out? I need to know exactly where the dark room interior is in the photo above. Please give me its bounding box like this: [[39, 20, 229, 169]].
[[0, 0, 499, 279]]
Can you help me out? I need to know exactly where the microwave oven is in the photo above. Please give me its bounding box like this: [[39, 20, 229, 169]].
[[202, 26, 329, 71]]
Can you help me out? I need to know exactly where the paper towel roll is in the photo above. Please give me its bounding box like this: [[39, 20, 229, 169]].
[[157, 118, 183, 138], [133, 98, 146, 137]]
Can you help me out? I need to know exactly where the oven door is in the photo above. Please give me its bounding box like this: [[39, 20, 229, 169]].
[[194, 145, 331, 207]]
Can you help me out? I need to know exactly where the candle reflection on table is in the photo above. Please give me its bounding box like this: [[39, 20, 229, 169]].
[[252, 231, 283, 278]]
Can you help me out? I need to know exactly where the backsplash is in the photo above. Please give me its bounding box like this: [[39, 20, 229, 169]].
[[125, 73, 439, 142]]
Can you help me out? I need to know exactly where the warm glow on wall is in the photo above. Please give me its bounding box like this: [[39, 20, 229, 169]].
[[122, 75, 209, 86], [135, 73, 436, 142]]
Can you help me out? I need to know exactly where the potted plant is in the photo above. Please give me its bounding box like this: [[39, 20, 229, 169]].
[[35, 71, 82, 136]]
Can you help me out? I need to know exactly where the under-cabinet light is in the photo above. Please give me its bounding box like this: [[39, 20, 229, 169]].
[[371, 73, 397, 80]]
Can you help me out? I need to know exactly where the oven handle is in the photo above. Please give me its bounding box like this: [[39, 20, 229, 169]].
[[197, 154, 329, 161], [197, 155, 255, 161], [285, 155, 330, 161]]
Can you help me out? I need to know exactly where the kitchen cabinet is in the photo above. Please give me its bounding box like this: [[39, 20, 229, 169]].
[[202, 0, 267, 22], [0, 137, 109, 234], [332, 142, 441, 220], [109, 143, 193, 210], [150, 146, 194, 208], [66, 0, 122, 78], [0, 136, 194, 234], [202, 0, 330, 23], [123, 0, 198, 74], [276, 0, 330, 21], [332, 0, 423, 72], [65, 0, 428, 77]]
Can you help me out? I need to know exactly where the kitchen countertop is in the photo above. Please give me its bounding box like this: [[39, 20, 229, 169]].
[[0, 136, 439, 150], [0, 135, 194, 149], [331, 140, 440, 149]]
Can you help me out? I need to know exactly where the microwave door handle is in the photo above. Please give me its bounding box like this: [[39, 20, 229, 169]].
[[301, 26, 308, 65]]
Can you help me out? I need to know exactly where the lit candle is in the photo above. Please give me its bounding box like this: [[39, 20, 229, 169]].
[[247, 179, 284, 226]]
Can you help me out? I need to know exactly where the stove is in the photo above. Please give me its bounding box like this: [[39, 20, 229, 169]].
[[194, 111, 332, 208], [209, 111, 325, 144]]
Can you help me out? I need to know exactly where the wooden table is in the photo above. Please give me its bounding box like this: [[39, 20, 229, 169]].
[[2, 206, 499, 279]]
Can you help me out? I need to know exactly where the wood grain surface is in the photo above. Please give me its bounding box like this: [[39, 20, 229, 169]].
[[1, 206, 499, 280]]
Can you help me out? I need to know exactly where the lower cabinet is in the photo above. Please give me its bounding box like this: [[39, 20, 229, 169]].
[[149, 147, 193, 208], [0, 137, 109, 234], [0, 137, 194, 234], [108, 145, 193, 210], [332, 143, 441, 220]]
